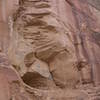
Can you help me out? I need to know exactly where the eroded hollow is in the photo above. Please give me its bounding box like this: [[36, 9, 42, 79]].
[[22, 72, 56, 89]]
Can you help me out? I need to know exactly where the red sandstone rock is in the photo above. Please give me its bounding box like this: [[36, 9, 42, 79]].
[[0, 0, 100, 100]]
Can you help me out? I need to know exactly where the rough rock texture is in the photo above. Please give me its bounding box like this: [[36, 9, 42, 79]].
[[0, 0, 100, 100]]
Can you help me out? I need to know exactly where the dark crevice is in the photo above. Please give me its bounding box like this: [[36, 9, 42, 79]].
[[22, 72, 56, 89]]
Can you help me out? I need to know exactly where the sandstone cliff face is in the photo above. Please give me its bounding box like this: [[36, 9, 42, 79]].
[[8, 0, 79, 89], [0, 0, 100, 100]]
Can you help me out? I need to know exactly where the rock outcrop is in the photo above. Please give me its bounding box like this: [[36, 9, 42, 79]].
[[0, 0, 100, 100], [9, 0, 79, 89]]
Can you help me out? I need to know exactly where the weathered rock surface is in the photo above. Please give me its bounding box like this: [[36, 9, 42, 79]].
[[0, 0, 100, 100], [0, 52, 31, 100]]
